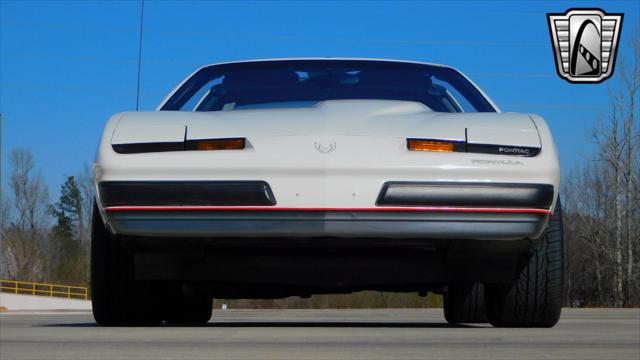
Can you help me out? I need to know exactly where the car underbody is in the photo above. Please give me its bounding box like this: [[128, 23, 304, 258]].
[[126, 235, 533, 299]]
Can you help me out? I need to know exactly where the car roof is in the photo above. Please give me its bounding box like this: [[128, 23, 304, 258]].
[[199, 57, 452, 69]]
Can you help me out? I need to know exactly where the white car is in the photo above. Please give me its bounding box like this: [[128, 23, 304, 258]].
[[91, 58, 562, 327]]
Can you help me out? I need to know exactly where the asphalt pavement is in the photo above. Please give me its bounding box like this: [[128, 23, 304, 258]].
[[0, 308, 638, 360]]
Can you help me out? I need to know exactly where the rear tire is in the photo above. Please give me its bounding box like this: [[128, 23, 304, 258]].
[[443, 283, 488, 324], [91, 202, 162, 326], [485, 200, 563, 328]]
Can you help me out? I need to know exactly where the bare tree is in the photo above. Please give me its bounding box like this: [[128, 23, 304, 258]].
[[75, 163, 95, 245], [3, 149, 50, 280], [0, 191, 12, 277], [620, 29, 640, 304], [564, 160, 614, 305], [76, 164, 95, 285]]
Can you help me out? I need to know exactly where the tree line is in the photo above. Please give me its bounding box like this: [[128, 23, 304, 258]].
[[562, 34, 640, 307], [1, 151, 94, 288]]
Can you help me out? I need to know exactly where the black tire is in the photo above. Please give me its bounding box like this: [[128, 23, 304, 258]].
[[163, 290, 213, 325], [443, 283, 488, 323], [91, 202, 162, 326], [485, 200, 564, 328]]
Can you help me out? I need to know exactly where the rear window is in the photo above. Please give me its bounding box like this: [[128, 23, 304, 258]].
[[161, 60, 496, 113]]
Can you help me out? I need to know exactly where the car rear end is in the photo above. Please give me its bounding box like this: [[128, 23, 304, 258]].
[[91, 59, 562, 327], [96, 103, 558, 239]]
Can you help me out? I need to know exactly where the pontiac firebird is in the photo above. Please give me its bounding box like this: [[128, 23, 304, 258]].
[[91, 59, 562, 327]]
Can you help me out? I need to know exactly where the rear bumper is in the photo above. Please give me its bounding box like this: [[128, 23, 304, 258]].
[[105, 208, 550, 240], [100, 180, 553, 240]]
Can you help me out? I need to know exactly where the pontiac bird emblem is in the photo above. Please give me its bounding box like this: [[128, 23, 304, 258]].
[[314, 142, 336, 154], [547, 8, 623, 83]]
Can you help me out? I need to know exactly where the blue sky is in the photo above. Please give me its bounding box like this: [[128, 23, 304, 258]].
[[1, 0, 639, 198]]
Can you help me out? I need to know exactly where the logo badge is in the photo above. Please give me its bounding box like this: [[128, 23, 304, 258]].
[[498, 147, 531, 155], [547, 8, 623, 83], [314, 142, 336, 154]]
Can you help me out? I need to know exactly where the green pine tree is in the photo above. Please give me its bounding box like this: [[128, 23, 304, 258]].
[[49, 176, 86, 285]]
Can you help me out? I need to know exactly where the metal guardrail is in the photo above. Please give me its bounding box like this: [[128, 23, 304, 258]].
[[0, 279, 88, 300]]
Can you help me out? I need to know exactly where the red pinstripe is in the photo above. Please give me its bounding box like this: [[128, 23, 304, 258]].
[[104, 205, 552, 215]]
